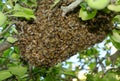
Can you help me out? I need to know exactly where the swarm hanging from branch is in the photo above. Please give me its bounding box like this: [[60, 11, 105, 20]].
[[15, 0, 114, 67]]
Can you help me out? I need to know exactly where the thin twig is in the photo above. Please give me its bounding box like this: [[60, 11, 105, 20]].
[[0, 41, 12, 56], [101, 67, 120, 78], [92, 55, 98, 73], [0, 23, 13, 36], [61, 0, 83, 16], [98, 57, 106, 72], [109, 50, 120, 66]]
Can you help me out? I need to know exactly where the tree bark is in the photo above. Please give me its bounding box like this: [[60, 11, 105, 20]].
[[0, 41, 12, 56]]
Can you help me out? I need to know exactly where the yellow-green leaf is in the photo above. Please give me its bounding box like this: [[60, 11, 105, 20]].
[[107, 4, 120, 12], [0, 12, 7, 26], [0, 70, 12, 81], [11, 53, 19, 59], [111, 29, 120, 43], [12, 27, 19, 34], [9, 66, 27, 77], [12, 4, 36, 20], [7, 37, 18, 43], [79, 8, 97, 20]]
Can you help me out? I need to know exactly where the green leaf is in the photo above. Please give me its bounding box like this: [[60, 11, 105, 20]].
[[104, 72, 118, 81], [105, 59, 111, 66], [0, 12, 7, 26], [113, 15, 120, 23], [79, 8, 97, 20], [12, 4, 36, 20], [63, 71, 75, 76], [13, 0, 18, 3], [11, 27, 19, 34], [86, 74, 94, 81], [14, 4, 33, 14], [117, 0, 120, 4], [11, 53, 19, 59], [0, 1, 4, 11], [0, 70, 12, 81], [81, 47, 99, 56], [110, 29, 120, 49], [80, 2, 88, 10], [8, 0, 14, 7], [107, 4, 120, 12], [112, 15, 120, 29], [12, 11, 36, 20], [14, 46, 20, 54], [61, 68, 75, 76], [44, 75, 55, 81], [6, 37, 18, 43], [89, 62, 95, 69], [110, 37, 120, 49], [9, 66, 27, 77], [19, 0, 37, 7], [110, 29, 120, 43]]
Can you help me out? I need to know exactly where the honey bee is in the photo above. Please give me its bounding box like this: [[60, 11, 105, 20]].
[[16, 0, 113, 67]]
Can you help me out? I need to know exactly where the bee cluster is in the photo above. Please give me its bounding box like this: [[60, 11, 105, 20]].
[[16, 0, 113, 67]]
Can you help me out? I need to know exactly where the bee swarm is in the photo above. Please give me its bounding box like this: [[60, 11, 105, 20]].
[[16, 0, 113, 67]]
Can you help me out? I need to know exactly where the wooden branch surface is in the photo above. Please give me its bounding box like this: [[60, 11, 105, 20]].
[[61, 0, 83, 16], [0, 41, 12, 56]]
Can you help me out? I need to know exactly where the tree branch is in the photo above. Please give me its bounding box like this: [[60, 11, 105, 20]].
[[101, 66, 120, 78], [0, 41, 12, 56], [109, 50, 120, 66], [61, 0, 83, 16], [0, 23, 16, 56], [0, 23, 13, 36]]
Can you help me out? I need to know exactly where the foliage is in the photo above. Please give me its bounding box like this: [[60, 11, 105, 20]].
[[79, 2, 97, 20], [0, 0, 120, 81]]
